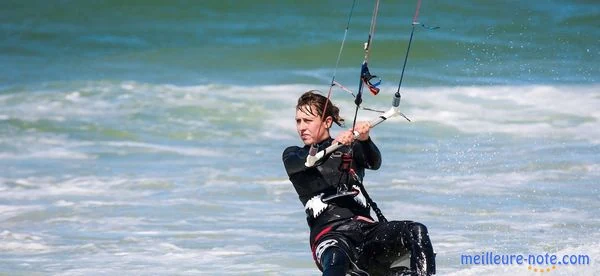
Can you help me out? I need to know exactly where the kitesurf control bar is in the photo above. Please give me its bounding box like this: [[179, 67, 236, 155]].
[[305, 93, 407, 167]]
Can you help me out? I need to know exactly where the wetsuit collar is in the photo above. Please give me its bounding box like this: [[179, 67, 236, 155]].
[[313, 137, 334, 151]]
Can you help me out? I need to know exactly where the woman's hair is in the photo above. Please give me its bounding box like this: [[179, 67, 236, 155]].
[[296, 90, 344, 127]]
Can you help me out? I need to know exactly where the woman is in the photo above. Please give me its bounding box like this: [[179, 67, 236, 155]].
[[282, 91, 436, 276]]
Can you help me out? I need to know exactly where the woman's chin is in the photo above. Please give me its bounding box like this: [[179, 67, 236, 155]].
[[301, 137, 313, 145]]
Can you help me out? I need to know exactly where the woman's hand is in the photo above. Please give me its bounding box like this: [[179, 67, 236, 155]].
[[353, 121, 371, 141], [334, 121, 371, 145]]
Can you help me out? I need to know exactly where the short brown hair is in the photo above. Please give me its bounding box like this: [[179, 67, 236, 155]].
[[296, 90, 344, 127]]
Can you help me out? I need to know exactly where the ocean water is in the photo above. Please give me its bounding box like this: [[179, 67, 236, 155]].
[[1, 0, 599, 275]]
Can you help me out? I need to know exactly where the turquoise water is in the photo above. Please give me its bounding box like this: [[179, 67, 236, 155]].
[[2, 0, 598, 86], [1, 1, 599, 275]]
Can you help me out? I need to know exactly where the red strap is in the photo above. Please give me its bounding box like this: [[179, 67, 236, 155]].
[[310, 226, 334, 269]]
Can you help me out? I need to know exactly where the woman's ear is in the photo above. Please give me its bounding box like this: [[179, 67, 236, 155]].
[[324, 116, 333, 129]]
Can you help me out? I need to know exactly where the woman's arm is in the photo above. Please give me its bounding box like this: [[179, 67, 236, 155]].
[[282, 146, 308, 176], [354, 137, 381, 170]]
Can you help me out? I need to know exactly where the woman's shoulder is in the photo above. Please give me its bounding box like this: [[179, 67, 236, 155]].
[[282, 145, 309, 163], [283, 145, 302, 156]]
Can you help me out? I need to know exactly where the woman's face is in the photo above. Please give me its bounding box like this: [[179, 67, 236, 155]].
[[296, 105, 332, 145]]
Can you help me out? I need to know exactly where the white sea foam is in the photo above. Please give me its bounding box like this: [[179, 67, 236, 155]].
[[44, 244, 285, 276], [405, 85, 600, 143], [256, 83, 600, 146], [0, 134, 94, 160], [0, 230, 52, 254], [12, 82, 598, 145], [0, 205, 45, 222], [386, 172, 535, 196], [0, 176, 156, 200], [104, 141, 222, 157]]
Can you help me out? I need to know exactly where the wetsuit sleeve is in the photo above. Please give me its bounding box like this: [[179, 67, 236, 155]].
[[282, 146, 307, 176], [354, 137, 381, 170]]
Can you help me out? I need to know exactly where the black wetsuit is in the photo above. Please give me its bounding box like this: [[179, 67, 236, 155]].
[[282, 137, 436, 276]]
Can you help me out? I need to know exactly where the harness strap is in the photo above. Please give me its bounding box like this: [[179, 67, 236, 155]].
[[311, 226, 334, 269]]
